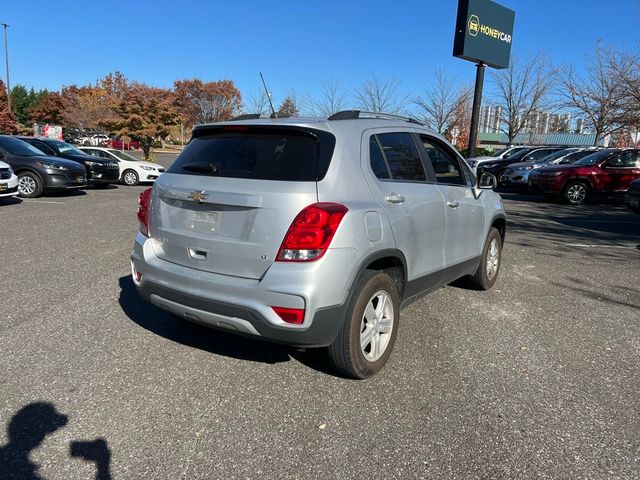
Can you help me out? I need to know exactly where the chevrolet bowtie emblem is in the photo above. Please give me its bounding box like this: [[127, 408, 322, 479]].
[[188, 191, 208, 203]]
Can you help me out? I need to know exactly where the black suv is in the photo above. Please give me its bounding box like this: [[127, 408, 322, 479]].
[[18, 137, 120, 188], [0, 135, 87, 198]]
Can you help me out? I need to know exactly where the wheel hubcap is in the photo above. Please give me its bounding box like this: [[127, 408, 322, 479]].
[[124, 172, 136, 184], [18, 176, 36, 195], [360, 291, 394, 362], [567, 185, 586, 203], [486, 238, 500, 280]]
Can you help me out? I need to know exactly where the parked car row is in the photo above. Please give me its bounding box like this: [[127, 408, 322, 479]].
[[0, 135, 164, 199], [473, 146, 640, 208], [66, 132, 141, 150]]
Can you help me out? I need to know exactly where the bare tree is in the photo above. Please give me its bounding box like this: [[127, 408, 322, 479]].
[[412, 69, 461, 134], [355, 75, 407, 114], [245, 91, 272, 115], [609, 49, 640, 128], [490, 54, 555, 144], [307, 79, 349, 116], [558, 45, 626, 145]]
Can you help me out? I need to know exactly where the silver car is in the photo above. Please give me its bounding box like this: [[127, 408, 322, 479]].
[[131, 112, 506, 378]]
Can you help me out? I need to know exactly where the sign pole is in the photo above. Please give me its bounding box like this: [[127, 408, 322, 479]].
[[468, 62, 485, 158]]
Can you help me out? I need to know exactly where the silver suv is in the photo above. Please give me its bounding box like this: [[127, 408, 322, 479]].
[[131, 111, 506, 378]]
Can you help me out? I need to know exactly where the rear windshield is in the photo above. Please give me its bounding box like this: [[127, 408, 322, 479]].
[[168, 127, 335, 181]]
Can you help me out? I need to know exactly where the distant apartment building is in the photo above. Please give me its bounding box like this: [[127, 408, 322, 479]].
[[480, 105, 503, 133]]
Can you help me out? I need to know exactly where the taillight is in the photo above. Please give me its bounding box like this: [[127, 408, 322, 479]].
[[277, 203, 348, 262], [271, 306, 305, 324], [137, 188, 152, 236]]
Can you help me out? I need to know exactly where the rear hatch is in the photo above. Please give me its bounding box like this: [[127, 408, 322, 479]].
[[150, 124, 335, 280]]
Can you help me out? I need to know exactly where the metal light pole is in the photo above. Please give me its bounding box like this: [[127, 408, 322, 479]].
[[468, 62, 485, 159], [1, 23, 10, 114]]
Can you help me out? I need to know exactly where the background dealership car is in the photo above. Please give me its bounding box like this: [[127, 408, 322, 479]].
[[624, 178, 640, 213], [478, 146, 569, 181], [528, 148, 640, 204], [19, 137, 120, 188], [466, 145, 533, 172], [0, 159, 19, 198], [80, 147, 165, 185], [131, 113, 506, 379], [101, 138, 140, 150], [500, 148, 599, 186], [0, 136, 87, 198]]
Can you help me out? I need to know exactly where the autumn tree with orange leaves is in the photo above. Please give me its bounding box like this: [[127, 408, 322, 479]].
[[174, 79, 242, 127], [0, 80, 17, 134]]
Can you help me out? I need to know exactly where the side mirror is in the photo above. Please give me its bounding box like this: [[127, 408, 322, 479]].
[[477, 171, 497, 189]]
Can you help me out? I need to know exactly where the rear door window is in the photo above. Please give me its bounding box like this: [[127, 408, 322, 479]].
[[375, 133, 426, 181], [369, 137, 390, 179], [168, 127, 335, 181]]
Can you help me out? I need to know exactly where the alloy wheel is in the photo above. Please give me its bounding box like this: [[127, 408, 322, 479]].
[[360, 291, 394, 362], [486, 238, 500, 280], [18, 176, 36, 196], [567, 184, 587, 204]]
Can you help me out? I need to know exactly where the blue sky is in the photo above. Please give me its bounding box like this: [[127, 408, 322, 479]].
[[2, 0, 640, 107]]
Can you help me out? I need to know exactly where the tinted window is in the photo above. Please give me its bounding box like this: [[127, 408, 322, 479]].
[[26, 140, 56, 156], [422, 137, 467, 186], [502, 147, 528, 159], [542, 149, 577, 163], [376, 133, 426, 181], [606, 151, 640, 168], [574, 149, 618, 165], [523, 149, 559, 161], [0, 137, 47, 156], [169, 128, 335, 181], [559, 150, 596, 164], [369, 137, 389, 179]]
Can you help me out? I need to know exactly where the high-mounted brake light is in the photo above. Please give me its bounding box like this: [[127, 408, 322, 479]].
[[137, 188, 152, 237], [277, 203, 348, 262]]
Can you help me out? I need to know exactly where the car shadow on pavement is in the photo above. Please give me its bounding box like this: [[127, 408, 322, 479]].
[[0, 402, 112, 480], [117, 276, 339, 375], [0, 197, 22, 205]]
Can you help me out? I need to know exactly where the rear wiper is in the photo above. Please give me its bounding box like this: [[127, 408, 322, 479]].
[[182, 162, 220, 175]]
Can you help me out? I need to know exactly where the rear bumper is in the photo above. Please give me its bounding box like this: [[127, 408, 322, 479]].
[[135, 280, 346, 347], [130, 232, 354, 347]]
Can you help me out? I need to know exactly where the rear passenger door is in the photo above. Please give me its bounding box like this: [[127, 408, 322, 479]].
[[419, 135, 486, 268], [364, 131, 446, 284]]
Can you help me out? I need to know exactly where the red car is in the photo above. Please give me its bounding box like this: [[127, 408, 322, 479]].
[[101, 138, 140, 150], [528, 148, 640, 204]]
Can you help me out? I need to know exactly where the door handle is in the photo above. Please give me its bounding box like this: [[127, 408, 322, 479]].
[[385, 193, 405, 204], [446, 200, 459, 208]]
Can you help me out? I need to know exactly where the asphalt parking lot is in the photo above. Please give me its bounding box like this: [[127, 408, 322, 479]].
[[1, 154, 638, 479]]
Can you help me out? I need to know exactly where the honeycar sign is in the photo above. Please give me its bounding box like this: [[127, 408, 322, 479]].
[[453, 0, 515, 69]]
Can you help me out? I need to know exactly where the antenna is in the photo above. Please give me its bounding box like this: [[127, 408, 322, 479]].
[[259, 72, 277, 118]]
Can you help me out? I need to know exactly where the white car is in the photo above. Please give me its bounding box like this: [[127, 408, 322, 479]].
[[80, 147, 165, 186], [0, 160, 19, 198]]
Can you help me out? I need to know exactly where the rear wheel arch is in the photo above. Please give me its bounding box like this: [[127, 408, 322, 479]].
[[562, 176, 593, 192], [352, 249, 407, 301]]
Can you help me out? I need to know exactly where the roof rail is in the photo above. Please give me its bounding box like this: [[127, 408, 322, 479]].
[[328, 110, 424, 125]]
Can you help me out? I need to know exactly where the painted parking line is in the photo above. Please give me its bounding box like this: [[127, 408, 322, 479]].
[[21, 199, 66, 204], [562, 243, 637, 249]]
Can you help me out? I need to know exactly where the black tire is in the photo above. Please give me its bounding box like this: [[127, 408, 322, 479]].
[[468, 227, 503, 290], [121, 170, 139, 186], [328, 270, 400, 379], [562, 181, 589, 205], [17, 171, 44, 198]]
